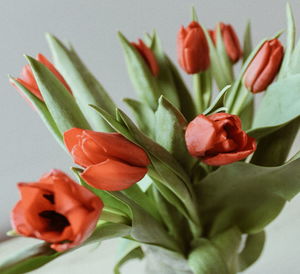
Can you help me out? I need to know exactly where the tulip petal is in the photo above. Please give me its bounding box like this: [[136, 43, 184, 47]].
[[64, 128, 84, 153], [85, 130, 150, 167], [11, 201, 34, 237], [185, 115, 218, 156], [82, 159, 148, 191]]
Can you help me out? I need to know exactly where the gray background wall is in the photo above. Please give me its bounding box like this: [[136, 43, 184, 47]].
[[1, 0, 300, 273]]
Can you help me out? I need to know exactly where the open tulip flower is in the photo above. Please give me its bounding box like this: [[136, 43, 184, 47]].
[[185, 113, 256, 165], [11, 170, 103, 252], [4, 4, 300, 274]]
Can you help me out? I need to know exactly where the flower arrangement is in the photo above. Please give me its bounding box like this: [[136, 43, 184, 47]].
[[1, 4, 300, 274]]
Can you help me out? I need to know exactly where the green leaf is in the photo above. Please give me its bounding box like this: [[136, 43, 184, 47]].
[[210, 227, 242, 273], [238, 231, 266, 272], [287, 39, 300, 75], [188, 238, 229, 274], [249, 74, 300, 139], [46, 34, 115, 131], [124, 98, 155, 137], [150, 31, 180, 108], [203, 85, 230, 115], [203, 26, 229, 90], [242, 21, 253, 64], [165, 56, 196, 121], [197, 160, 300, 236], [111, 191, 181, 252], [144, 245, 192, 274], [72, 167, 131, 217], [155, 96, 193, 171], [26, 56, 90, 133], [114, 239, 143, 274], [278, 3, 296, 79], [10, 77, 64, 148], [251, 117, 300, 166], [122, 184, 162, 222], [0, 223, 130, 274], [89, 105, 134, 142], [118, 32, 160, 110], [215, 24, 234, 83]]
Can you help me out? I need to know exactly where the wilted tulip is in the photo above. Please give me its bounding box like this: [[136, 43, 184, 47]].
[[132, 39, 159, 76], [64, 128, 150, 191], [11, 170, 103, 252], [185, 113, 256, 166], [209, 23, 242, 63], [244, 39, 284, 93], [177, 21, 210, 74], [14, 54, 72, 101]]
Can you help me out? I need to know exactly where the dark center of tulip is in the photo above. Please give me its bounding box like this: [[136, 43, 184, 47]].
[[43, 194, 55, 204], [39, 211, 70, 232]]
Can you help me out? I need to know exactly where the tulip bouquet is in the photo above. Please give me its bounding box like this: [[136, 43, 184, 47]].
[[2, 4, 300, 274]]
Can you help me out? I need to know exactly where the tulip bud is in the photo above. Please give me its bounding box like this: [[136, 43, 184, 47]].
[[14, 54, 72, 101], [64, 128, 150, 191], [177, 21, 210, 74], [132, 39, 159, 76], [209, 23, 242, 63], [244, 39, 284, 93]]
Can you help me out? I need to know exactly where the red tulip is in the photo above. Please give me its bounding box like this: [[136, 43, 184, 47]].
[[132, 39, 159, 76], [244, 39, 284, 93], [11, 170, 103, 252], [64, 128, 150, 191], [177, 21, 210, 74], [14, 54, 72, 101], [185, 113, 256, 166], [209, 23, 242, 63]]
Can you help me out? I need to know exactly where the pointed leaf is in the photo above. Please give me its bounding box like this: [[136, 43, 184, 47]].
[[118, 32, 160, 110], [150, 31, 180, 107], [155, 96, 193, 171], [242, 21, 253, 64], [10, 78, 63, 148], [238, 231, 266, 272], [124, 98, 155, 137], [27, 56, 90, 133], [278, 3, 296, 78], [165, 56, 196, 121], [46, 34, 115, 131], [188, 238, 229, 274], [197, 159, 300, 236]]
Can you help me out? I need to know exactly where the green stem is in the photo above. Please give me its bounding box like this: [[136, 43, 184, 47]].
[[193, 70, 212, 114], [100, 210, 130, 224]]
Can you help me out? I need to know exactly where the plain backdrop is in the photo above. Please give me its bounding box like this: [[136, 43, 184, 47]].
[[1, 0, 300, 273]]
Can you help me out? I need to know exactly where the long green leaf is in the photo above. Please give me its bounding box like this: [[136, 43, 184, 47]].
[[188, 238, 229, 274], [242, 21, 253, 64], [197, 159, 300, 236], [150, 31, 180, 108], [10, 78, 63, 147], [27, 56, 90, 133], [278, 3, 296, 79], [155, 96, 193, 171], [249, 74, 300, 139], [118, 32, 160, 110], [124, 98, 155, 138], [46, 34, 115, 131], [165, 56, 196, 121], [238, 231, 266, 272]]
